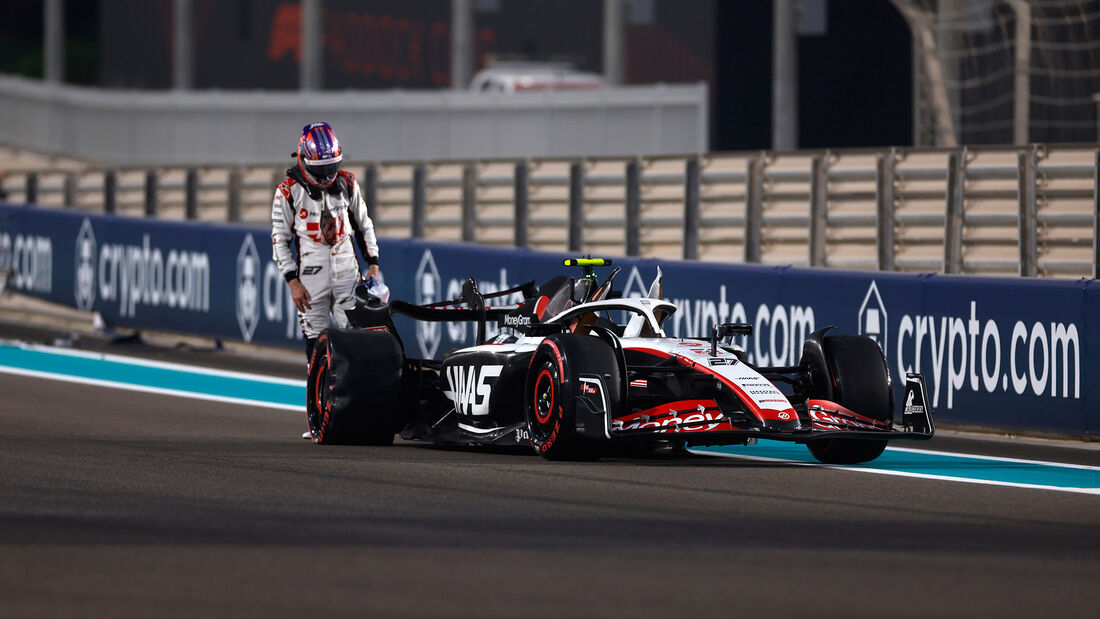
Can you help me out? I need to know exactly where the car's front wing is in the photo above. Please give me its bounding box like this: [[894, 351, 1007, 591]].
[[603, 373, 935, 445]]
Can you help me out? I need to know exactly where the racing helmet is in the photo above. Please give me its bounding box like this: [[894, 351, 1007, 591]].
[[297, 122, 343, 187]]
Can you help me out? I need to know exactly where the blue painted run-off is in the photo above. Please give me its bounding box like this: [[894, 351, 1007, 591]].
[[0, 345, 303, 408], [693, 441, 1100, 492]]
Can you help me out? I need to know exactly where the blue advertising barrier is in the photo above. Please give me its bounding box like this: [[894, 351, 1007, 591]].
[[0, 203, 1095, 436]]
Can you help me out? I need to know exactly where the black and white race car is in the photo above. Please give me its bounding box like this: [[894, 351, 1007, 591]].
[[306, 259, 934, 463]]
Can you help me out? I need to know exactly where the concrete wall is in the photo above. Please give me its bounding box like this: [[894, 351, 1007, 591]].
[[0, 75, 707, 166]]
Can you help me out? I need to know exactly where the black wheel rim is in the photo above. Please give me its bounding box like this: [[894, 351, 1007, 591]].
[[529, 359, 559, 443], [535, 369, 554, 423]]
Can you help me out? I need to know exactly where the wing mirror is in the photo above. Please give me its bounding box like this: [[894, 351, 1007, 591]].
[[711, 323, 753, 356]]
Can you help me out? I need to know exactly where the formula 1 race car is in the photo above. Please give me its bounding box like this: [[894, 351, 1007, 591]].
[[306, 259, 935, 464]]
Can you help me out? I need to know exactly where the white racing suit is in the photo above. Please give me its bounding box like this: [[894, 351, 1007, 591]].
[[271, 169, 379, 356]]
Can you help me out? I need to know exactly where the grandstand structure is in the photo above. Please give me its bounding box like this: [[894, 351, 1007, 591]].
[[3, 1, 1098, 282], [2, 142, 1096, 280]]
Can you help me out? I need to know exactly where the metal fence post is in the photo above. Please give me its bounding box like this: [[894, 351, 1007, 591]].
[[363, 164, 379, 223], [744, 156, 764, 263], [1018, 147, 1038, 277], [411, 164, 426, 238], [185, 169, 199, 220], [876, 151, 897, 271], [144, 170, 158, 217], [625, 159, 641, 256], [944, 150, 966, 274], [808, 154, 828, 267], [104, 171, 117, 214], [461, 163, 477, 243], [514, 161, 529, 248], [25, 173, 38, 205], [569, 162, 584, 253], [63, 172, 78, 208], [683, 157, 701, 260], [1094, 149, 1099, 279], [227, 167, 242, 222]]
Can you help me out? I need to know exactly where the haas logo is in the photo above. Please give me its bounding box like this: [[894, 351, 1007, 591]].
[[445, 365, 503, 416]]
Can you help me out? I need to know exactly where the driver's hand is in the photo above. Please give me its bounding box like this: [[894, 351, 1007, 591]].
[[289, 278, 312, 312], [366, 264, 381, 280]]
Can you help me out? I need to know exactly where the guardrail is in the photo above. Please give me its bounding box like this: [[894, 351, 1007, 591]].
[[1, 143, 1097, 279]]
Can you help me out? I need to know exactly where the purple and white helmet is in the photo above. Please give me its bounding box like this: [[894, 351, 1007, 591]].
[[297, 122, 343, 187]]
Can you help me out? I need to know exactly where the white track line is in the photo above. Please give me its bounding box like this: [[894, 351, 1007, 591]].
[[886, 445, 1100, 472], [689, 449, 1100, 496]]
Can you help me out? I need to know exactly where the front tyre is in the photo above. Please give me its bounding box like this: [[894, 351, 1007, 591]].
[[807, 335, 892, 464], [524, 334, 620, 460]]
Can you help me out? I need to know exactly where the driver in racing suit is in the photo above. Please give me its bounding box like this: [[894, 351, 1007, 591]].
[[271, 122, 381, 363]]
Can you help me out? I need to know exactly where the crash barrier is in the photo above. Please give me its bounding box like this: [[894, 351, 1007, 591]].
[[1, 202, 1095, 437], [3, 144, 1098, 279]]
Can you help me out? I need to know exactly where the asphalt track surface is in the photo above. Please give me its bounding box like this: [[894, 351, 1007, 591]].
[[2, 323, 1099, 617]]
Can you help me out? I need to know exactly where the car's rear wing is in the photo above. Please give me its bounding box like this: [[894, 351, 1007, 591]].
[[389, 300, 514, 323], [388, 278, 534, 344], [419, 279, 536, 308]]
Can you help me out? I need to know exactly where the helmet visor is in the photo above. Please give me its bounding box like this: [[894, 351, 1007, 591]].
[[306, 161, 340, 186]]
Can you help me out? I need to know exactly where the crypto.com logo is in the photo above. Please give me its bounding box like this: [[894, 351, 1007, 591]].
[[415, 250, 442, 358], [858, 280, 888, 354], [74, 219, 97, 311], [621, 267, 648, 299], [236, 235, 260, 342]]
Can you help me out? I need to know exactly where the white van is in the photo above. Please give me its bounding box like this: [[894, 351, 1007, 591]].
[[469, 63, 605, 93]]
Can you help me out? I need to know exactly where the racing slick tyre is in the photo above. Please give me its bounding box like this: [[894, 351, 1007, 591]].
[[807, 335, 892, 464], [524, 334, 621, 460], [307, 328, 404, 445]]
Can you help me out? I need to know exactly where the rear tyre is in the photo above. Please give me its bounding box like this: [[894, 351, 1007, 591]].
[[524, 334, 620, 460], [307, 328, 404, 445], [807, 335, 892, 464]]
